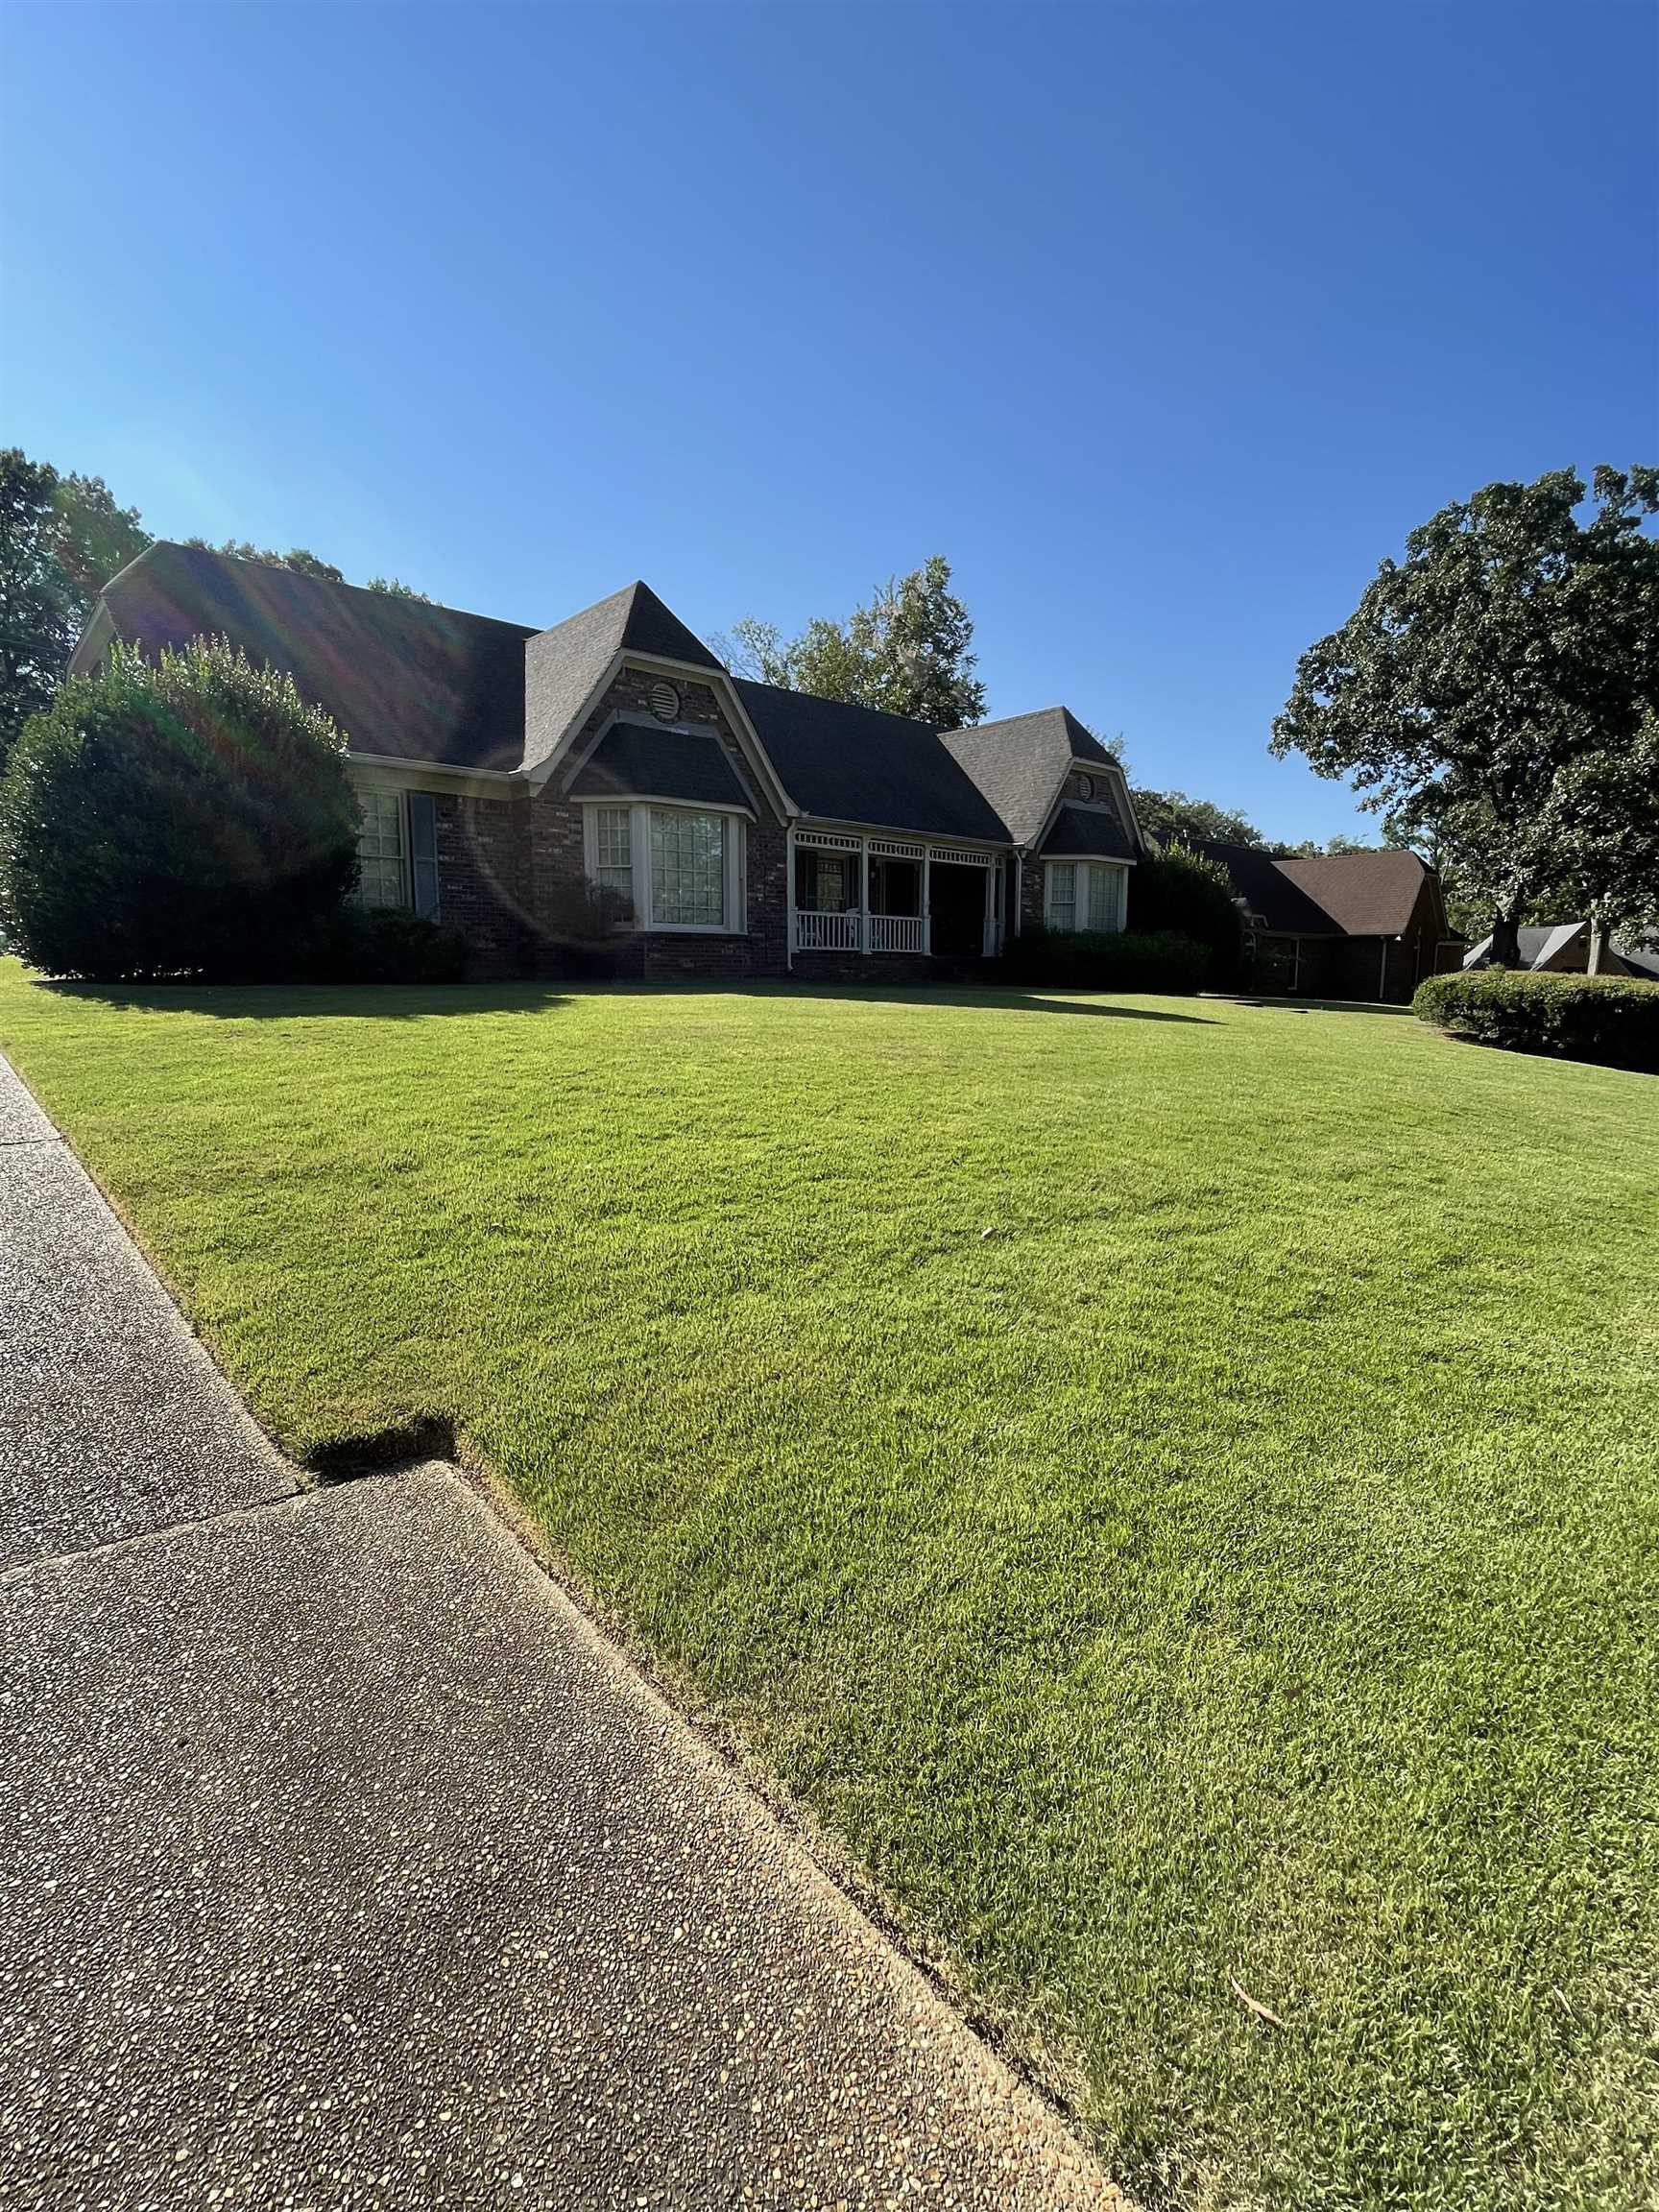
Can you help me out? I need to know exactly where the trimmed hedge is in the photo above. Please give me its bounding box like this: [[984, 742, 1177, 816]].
[[1413, 969, 1659, 1071], [298, 905, 469, 985], [998, 926, 1211, 994]]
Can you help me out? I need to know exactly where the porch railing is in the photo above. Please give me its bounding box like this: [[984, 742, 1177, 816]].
[[795, 909, 861, 953], [869, 913, 926, 954]]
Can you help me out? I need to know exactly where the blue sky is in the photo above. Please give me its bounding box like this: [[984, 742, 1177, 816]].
[[3, 2, 1653, 842]]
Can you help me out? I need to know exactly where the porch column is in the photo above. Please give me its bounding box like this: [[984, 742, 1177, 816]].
[[858, 834, 870, 955], [922, 848, 932, 956], [785, 824, 796, 969], [981, 858, 996, 957]]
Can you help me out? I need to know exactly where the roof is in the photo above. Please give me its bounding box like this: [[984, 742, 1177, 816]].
[[1039, 804, 1137, 861], [93, 541, 537, 773], [1271, 850, 1436, 937], [939, 709, 1118, 847], [1196, 842, 1434, 937], [568, 722, 752, 810], [523, 582, 724, 775], [733, 681, 1009, 842], [1463, 923, 1659, 979], [1191, 842, 1337, 933]]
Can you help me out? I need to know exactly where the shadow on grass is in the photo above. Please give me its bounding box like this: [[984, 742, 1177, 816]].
[[33, 975, 1214, 1025], [1216, 994, 1414, 1019], [34, 978, 576, 1022]]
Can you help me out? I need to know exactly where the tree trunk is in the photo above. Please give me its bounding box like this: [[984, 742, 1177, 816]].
[[1488, 910, 1522, 968], [1588, 916, 1609, 974]]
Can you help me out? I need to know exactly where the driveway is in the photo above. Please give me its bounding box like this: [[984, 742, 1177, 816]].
[[0, 1056, 1118, 2210]]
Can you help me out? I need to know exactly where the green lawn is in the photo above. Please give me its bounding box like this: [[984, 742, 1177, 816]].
[[4, 962, 1656, 2210]]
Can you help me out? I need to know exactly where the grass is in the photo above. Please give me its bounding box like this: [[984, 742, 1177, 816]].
[[3, 961, 1656, 2210]]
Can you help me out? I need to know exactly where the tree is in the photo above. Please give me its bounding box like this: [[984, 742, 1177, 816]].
[[183, 538, 346, 583], [718, 555, 986, 727], [1542, 710, 1659, 969], [365, 576, 434, 602], [1131, 787, 1266, 849], [0, 637, 359, 980], [0, 452, 74, 760], [1272, 466, 1659, 966], [0, 455, 153, 762]]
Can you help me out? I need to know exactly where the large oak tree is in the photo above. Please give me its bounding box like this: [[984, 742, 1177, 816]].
[[1272, 466, 1659, 965]]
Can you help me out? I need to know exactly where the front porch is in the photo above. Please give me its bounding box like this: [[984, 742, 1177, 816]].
[[789, 829, 1007, 962]]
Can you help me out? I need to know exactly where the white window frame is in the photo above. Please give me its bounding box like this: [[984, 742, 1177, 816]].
[[581, 800, 748, 935], [1045, 859, 1128, 933], [358, 787, 410, 910]]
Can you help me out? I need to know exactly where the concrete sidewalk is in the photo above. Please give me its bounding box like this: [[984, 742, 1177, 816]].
[[0, 1056, 1117, 2210]]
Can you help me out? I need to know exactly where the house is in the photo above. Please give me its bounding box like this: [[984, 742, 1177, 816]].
[[1462, 923, 1659, 980], [1193, 840, 1456, 1002], [70, 542, 1143, 980]]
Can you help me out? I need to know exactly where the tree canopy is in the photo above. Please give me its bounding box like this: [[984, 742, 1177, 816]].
[[1272, 465, 1659, 964], [0, 637, 359, 980], [719, 555, 986, 728], [1131, 786, 1266, 849], [0, 452, 150, 760]]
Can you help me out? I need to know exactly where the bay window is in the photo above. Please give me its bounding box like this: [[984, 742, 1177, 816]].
[[583, 802, 747, 933], [1045, 859, 1127, 934]]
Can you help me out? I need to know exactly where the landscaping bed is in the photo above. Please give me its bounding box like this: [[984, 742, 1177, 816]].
[[3, 964, 1655, 2211]]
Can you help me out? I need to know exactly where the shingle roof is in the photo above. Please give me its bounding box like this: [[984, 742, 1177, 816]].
[[93, 541, 537, 772], [568, 723, 753, 809], [523, 581, 724, 775], [1272, 850, 1433, 936], [939, 708, 1118, 848], [1191, 842, 1336, 933], [1196, 842, 1433, 938], [733, 681, 1009, 842], [1039, 805, 1137, 861]]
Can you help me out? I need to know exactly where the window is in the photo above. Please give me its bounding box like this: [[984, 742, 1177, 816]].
[[359, 789, 407, 909], [1086, 864, 1115, 931], [593, 805, 635, 917], [584, 802, 745, 932], [1046, 859, 1126, 934], [358, 788, 440, 917], [650, 808, 725, 926], [1046, 862, 1077, 932]]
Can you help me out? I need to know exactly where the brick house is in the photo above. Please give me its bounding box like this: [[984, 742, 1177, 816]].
[[1193, 840, 1458, 1002], [71, 543, 1143, 980]]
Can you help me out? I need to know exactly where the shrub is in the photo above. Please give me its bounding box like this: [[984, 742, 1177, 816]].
[[296, 904, 469, 985], [0, 638, 359, 980], [999, 926, 1211, 994], [1412, 969, 1659, 1071], [1127, 842, 1243, 985]]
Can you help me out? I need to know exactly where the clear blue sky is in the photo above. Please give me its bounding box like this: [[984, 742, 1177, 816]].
[[3, 2, 1654, 842]]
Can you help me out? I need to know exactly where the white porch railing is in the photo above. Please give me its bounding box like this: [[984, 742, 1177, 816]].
[[868, 913, 926, 954], [794, 909, 861, 953]]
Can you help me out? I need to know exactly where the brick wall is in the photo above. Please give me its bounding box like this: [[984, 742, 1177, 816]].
[[432, 788, 534, 975]]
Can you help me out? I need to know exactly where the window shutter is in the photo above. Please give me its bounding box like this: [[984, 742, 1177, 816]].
[[408, 792, 440, 919]]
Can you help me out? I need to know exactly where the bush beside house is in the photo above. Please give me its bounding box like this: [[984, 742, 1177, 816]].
[[1126, 842, 1243, 985], [0, 637, 467, 984], [1413, 969, 1659, 1071]]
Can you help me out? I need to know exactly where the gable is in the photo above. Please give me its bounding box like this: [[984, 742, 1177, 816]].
[[1271, 851, 1433, 937], [523, 582, 724, 777], [940, 708, 1119, 848]]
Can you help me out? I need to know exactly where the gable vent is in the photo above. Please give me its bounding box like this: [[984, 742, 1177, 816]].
[[650, 680, 681, 723]]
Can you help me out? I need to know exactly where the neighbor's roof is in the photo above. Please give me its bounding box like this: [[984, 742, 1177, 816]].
[[523, 582, 724, 775], [568, 723, 753, 811], [1039, 805, 1137, 862], [733, 681, 1010, 842], [939, 709, 1119, 848], [1194, 842, 1435, 937], [1192, 842, 1336, 934], [1272, 850, 1434, 936], [91, 541, 537, 772]]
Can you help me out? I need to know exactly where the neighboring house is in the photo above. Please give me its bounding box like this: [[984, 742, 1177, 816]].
[[1193, 841, 1456, 1002], [1462, 923, 1659, 980], [70, 543, 1143, 980]]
